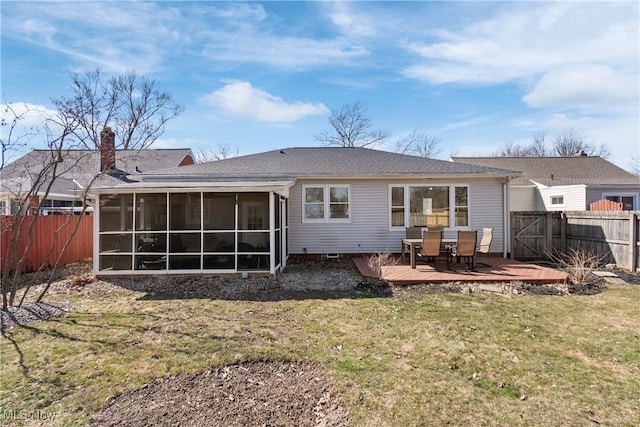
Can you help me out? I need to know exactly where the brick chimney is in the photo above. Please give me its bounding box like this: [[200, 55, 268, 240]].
[[100, 127, 116, 171]]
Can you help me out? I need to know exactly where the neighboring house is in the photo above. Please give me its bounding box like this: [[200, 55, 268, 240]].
[[451, 156, 640, 211], [0, 132, 194, 215], [91, 147, 520, 276]]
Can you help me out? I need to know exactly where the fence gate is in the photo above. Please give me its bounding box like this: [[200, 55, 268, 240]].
[[510, 210, 638, 271], [510, 212, 555, 260]]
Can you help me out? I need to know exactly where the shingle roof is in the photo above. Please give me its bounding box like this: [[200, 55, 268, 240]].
[[140, 147, 520, 179], [451, 156, 640, 186], [1, 148, 193, 190]]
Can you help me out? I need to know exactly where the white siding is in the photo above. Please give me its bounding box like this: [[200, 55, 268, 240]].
[[509, 186, 537, 211], [467, 180, 506, 254], [538, 185, 586, 210], [289, 178, 506, 255], [290, 180, 396, 254]]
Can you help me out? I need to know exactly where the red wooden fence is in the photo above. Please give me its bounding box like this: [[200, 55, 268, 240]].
[[0, 215, 93, 273]]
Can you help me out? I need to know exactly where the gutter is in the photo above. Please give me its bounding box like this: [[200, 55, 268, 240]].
[[91, 180, 297, 197], [584, 184, 640, 189], [132, 172, 523, 182]]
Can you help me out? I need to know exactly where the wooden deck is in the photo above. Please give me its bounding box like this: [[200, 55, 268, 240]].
[[353, 255, 568, 285]]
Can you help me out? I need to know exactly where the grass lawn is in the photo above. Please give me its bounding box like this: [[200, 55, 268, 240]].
[[2, 282, 639, 426]]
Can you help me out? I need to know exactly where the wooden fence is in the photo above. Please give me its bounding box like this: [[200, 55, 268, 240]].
[[0, 215, 93, 273], [511, 211, 639, 272]]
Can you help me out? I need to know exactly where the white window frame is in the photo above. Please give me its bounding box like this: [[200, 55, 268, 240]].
[[602, 192, 638, 210], [390, 186, 405, 228], [302, 184, 351, 223], [388, 184, 470, 230], [550, 194, 565, 207]]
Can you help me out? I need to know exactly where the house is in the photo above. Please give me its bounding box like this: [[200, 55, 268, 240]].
[[0, 130, 194, 215], [451, 156, 640, 211], [91, 147, 520, 276]]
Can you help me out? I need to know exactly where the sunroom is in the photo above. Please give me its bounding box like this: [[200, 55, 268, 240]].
[[93, 182, 292, 276]]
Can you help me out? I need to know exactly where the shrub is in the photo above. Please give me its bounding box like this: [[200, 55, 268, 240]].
[[549, 248, 605, 285], [365, 251, 399, 279]]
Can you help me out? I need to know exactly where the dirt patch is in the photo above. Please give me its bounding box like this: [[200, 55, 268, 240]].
[[91, 361, 350, 427]]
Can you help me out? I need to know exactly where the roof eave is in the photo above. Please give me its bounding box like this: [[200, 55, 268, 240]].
[[92, 179, 297, 197], [134, 171, 521, 181], [584, 183, 640, 189]]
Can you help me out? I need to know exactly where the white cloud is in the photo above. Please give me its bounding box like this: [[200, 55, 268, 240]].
[[328, 2, 377, 38], [201, 32, 368, 70], [403, 2, 639, 85], [205, 3, 267, 22], [434, 116, 492, 134], [198, 2, 371, 69], [3, 2, 369, 74], [0, 102, 58, 129], [523, 65, 639, 110], [0, 103, 64, 162], [2, 2, 186, 74], [201, 81, 329, 123]]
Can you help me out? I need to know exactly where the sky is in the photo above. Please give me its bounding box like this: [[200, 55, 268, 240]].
[[1, 1, 639, 171]]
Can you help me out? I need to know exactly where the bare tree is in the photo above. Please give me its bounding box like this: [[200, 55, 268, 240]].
[[1, 103, 40, 168], [196, 143, 239, 163], [315, 102, 388, 148], [552, 130, 611, 158], [394, 130, 443, 158], [1, 70, 184, 310], [492, 141, 533, 157], [1, 106, 84, 310], [493, 131, 611, 159], [53, 69, 184, 150], [530, 132, 550, 157]]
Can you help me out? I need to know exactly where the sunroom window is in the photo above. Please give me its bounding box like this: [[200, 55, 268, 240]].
[[98, 191, 287, 273]]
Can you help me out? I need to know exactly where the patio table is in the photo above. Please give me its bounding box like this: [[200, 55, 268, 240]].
[[402, 237, 457, 269]]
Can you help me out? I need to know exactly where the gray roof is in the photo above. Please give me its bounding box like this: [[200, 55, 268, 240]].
[[451, 156, 640, 186], [1, 148, 193, 195], [140, 147, 520, 180]]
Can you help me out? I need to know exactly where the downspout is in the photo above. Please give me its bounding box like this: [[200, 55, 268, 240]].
[[93, 193, 100, 276], [503, 177, 510, 258]]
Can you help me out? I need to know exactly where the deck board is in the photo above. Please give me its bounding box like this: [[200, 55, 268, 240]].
[[353, 256, 568, 285]]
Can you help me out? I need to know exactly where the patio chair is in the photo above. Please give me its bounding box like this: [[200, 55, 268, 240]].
[[401, 226, 423, 263], [406, 226, 422, 239], [475, 227, 493, 267], [450, 230, 477, 270], [416, 230, 448, 270]]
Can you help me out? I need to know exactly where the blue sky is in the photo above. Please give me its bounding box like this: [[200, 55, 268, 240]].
[[2, 1, 639, 171]]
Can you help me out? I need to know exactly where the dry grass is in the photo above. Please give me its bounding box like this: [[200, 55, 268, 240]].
[[1, 281, 640, 426]]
